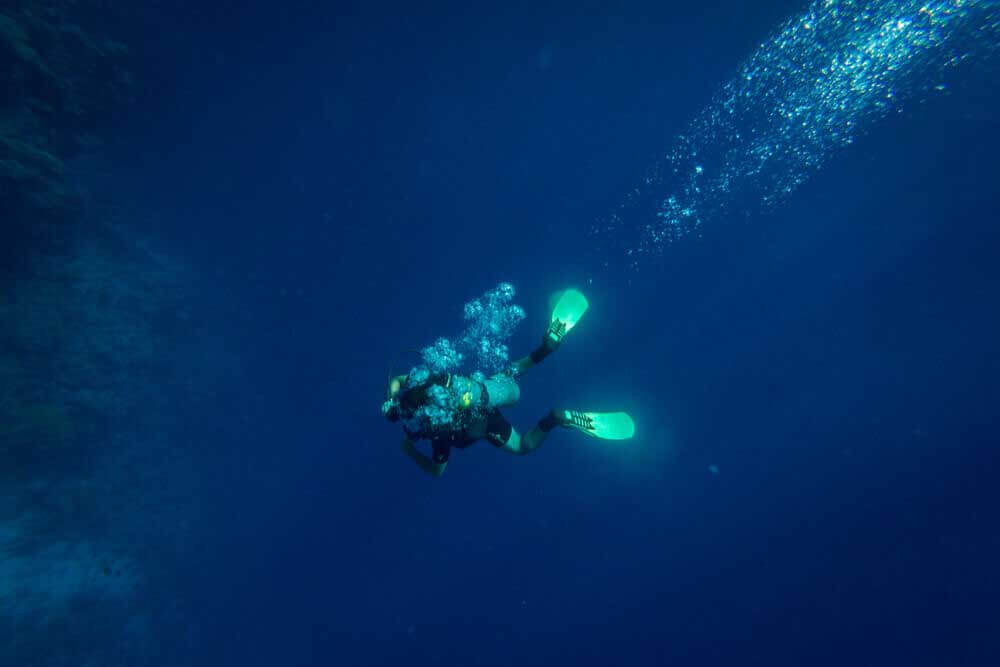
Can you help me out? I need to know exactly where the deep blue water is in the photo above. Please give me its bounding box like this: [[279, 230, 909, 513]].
[[13, 1, 1000, 665]]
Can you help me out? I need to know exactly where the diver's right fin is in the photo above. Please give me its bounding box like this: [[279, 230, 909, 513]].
[[547, 289, 589, 344], [561, 410, 635, 440]]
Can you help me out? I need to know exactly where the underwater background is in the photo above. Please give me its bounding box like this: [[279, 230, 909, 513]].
[[2, 0, 998, 665]]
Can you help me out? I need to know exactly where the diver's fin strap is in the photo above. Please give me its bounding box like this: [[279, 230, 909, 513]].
[[546, 319, 569, 344], [564, 410, 595, 431]]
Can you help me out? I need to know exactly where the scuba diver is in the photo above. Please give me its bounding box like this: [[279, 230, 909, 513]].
[[381, 289, 635, 477]]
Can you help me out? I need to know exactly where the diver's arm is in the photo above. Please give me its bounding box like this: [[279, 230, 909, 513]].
[[400, 437, 447, 478]]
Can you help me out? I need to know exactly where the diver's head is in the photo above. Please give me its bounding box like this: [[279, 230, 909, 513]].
[[382, 373, 436, 422]]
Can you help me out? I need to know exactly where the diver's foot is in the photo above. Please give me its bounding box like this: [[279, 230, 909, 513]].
[[545, 319, 569, 346], [560, 409, 594, 432]]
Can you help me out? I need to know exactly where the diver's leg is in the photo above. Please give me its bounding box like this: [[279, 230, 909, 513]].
[[497, 410, 636, 455], [489, 410, 545, 456], [516, 423, 550, 455], [509, 336, 559, 377], [497, 410, 563, 456]]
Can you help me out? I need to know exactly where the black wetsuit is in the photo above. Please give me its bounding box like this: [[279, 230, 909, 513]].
[[398, 371, 515, 464], [423, 410, 513, 464]]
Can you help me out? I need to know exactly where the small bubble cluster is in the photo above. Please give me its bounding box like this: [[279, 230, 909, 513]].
[[420, 337, 462, 374], [459, 282, 526, 373], [418, 282, 526, 375], [401, 384, 458, 433], [399, 366, 458, 432], [594, 0, 1000, 267]]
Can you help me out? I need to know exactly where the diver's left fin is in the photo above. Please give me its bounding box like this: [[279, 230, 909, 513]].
[[561, 410, 635, 440]]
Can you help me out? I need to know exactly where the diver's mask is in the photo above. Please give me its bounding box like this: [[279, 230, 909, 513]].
[[382, 373, 430, 422]]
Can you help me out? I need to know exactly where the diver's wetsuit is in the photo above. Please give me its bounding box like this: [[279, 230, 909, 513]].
[[399, 372, 515, 464], [405, 410, 513, 464]]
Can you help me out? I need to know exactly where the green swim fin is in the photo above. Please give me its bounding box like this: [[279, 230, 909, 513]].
[[547, 289, 589, 344], [561, 410, 635, 440]]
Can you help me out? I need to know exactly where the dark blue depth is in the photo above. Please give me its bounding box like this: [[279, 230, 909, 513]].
[[3, 1, 998, 665]]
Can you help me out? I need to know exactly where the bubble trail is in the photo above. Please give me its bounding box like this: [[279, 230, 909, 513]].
[[594, 0, 1000, 268]]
